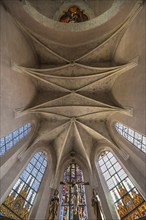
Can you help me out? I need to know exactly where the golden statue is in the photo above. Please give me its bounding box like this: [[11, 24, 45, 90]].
[[48, 189, 60, 220]]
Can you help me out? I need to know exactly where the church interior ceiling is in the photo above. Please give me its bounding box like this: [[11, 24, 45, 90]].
[[1, 0, 144, 180]]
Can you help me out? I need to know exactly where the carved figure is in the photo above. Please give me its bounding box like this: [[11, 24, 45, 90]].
[[91, 189, 103, 220], [48, 189, 60, 220]]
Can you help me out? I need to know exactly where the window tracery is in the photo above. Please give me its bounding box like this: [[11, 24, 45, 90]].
[[0, 152, 48, 220], [60, 162, 88, 220], [0, 123, 32, 157], [115, 122, 146, 154], [98, 151, 146, 220]]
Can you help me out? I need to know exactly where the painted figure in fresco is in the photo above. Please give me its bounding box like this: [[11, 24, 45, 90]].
[[60, 178, 89, 215], [48, 189, 60, 220], [59, 5, 88, 23], [91, 189, 103, 220]]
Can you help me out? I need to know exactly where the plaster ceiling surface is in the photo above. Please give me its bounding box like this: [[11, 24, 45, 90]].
[[27, 0, 114, 19], [2, 0, 144, 176]]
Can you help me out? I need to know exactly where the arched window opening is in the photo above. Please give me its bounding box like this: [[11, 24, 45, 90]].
[[0, 151, 48, 220], [0, 123, 32, 157], [98, 151, 146, 220], [115, 122, 146, 154], [60, 162, 88, 220]]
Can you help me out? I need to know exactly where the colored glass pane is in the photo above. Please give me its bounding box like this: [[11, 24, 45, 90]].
[[98, 151, 146, 219], [60, 163, 88, 220], [0, 152, 47, 220]]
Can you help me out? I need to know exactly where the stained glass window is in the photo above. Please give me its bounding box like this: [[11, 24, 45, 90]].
[[60, 163, 88, 220], [115, 122, 146, 154], [98, 151, 146, 220], [0, 123, 32, 157], [0, 152, 48, 220]]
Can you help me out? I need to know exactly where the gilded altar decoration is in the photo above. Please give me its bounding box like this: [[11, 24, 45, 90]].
[[48, 189, 60, 220], [59, 5, 88, 23]]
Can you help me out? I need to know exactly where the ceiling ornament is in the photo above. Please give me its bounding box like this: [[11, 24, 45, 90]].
[[22, 0, 143, 34], [13, 2, 143, 63], [59, 5, 88, 23], [53, 0, 94, 22]]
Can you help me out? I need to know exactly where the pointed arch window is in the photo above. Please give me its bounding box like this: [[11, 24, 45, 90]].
[[0, 151, 48, 220], [0, 123, 32, 157], [115, 122, 146, 153], [60, 162, 88, 220], [98, 151, 146, 220]]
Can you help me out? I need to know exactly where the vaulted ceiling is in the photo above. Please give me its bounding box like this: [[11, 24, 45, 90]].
[[1, 0, 145, 178]]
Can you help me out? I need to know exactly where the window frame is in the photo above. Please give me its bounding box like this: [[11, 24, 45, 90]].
[[0, 151, 48, 220], [115, 122, 146, 154], [0, 123, 32, 157], [97, 150, 146, 220]]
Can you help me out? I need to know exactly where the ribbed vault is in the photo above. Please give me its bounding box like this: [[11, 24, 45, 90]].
[[2, 0, 144, 179]]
